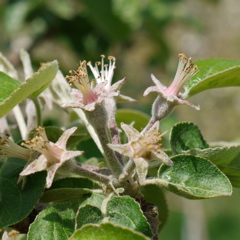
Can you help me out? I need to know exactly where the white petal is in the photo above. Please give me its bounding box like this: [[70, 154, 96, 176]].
[[146, 121, 160, 136], [20, 155, 48, 176], [107, 143, 132, 156], [56, 127, 77, 149], [151, 150, 173, 166], [133, 157, 149, 185], [121, 123, 140, 142], [45, 164, 60, 188], [151, 74, 166, 90], [60, 150, 84, 162], [110, 78, 126, 92], [143, 86, 159, 96]]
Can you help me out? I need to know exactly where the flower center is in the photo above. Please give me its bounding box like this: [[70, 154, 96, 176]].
[[87, 55, 116, 91], [164, 53, 198, 96], [66, 61, 98, 105], [132, 132, 162, 159], [22, 127, 63, 165]]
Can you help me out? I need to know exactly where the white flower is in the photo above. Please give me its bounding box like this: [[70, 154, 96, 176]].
[[144, 53, 199, 110], [62, 55, 135, 111], [108, 121, 173, 166], [20, 127, 84, 188]]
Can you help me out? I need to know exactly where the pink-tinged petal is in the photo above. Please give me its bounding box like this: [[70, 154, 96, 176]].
[[146, 121, 160, 137], [98, 91, 119, 100], [120, 123, 140, 142], [110, 78, 126, 92], [132, 157, 149, 185], [107, 143, 132, 156], [176, 98, 200, 110], [45, 163, 60, 188], [92, 81, 107, 93], [151, 148, 173, 166], [70, 89, 83, 100], [83, 102, 97, 111], [151, 74, 166, 90], [60, 150, 84, 162], [20, 155, 48, 176], [144, 55, 199, 113], [62, 102, 85, 108], [143, 86, 161, 97], [115, 94, 137, 103], [56, 127, 77, 149]]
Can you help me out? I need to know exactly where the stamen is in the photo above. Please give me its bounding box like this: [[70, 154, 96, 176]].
[[165, 53, 198, 96], [0, 133, 30, 160]]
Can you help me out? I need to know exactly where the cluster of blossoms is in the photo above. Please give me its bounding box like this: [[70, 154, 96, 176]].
[[0, 53, 198, 189]]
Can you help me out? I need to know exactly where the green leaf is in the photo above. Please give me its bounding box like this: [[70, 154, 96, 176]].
[[0, 72, 20, 102], [183, 59, 240, 98], [0, 61, 58, 118], [48, 198, 90, 237], [183, 146, 240, 187], [27, 207, 69, 240], [28, 194, 105, 239], [108, 212, 136, 230], [116, 109, 150, 131], [69, 223, 151, 240], [76, 205, 103, 228], [40, 188, 94, 203], [107, 196, 152, 237], [76, 196, 152, 237], [140, 184, 168, 232], [80, 193, 104, 209], [44, 126, 64, 143], [158, 155, 232, 199], [170, 122, 208, 154], [50, 177, 94, 189], [0, 158, 46, 228]]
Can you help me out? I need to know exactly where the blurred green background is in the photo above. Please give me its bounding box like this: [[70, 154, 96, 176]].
[[1, 0, 240, 239]]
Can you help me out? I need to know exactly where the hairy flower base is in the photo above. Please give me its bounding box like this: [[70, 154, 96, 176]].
[[144, 54, 199, 121], [20, 127, 84, 188]]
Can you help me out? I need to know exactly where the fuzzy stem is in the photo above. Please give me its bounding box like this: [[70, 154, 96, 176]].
[[85, 105, 123, 177], [152, 95, 175, 120], [143, 94, 175, 134], [119, 159, 135, 182], [104, 98, 123, 164], [32, 97, 42, 126], [63, 160, 111, 185]]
